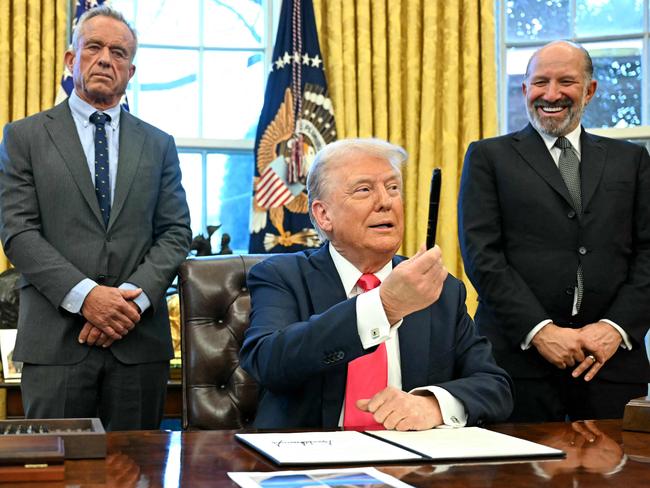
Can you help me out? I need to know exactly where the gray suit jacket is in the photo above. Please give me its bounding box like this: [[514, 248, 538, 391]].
[[0, 100, 192, 365]]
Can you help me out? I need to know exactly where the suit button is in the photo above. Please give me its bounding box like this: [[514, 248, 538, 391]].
[[97, 274, 106, 284], [567, 210, 576, 219], [336, 351, 344, 360], [565, 287, 574, 295], [578, 246, 587, 255]]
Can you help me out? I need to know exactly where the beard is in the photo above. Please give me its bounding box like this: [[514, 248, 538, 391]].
[[526, 97, 585, 137]]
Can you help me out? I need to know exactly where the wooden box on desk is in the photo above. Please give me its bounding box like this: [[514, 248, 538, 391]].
[[0, 435, 64, 481], [623, 396, 650, 433], [0, 418, 106, 459]]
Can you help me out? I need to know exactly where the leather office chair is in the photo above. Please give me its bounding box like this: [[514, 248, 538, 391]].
[[178, 254, 271, 430]]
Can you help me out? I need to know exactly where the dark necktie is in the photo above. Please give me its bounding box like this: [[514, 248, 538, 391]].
[[90, 112, 111, 227], [343, 273, 387, 430], [555, 136, 583, 312]]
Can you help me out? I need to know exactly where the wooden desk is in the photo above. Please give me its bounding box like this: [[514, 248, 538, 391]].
[[6, 419, 649, 487], [0, 380, 182, 419]]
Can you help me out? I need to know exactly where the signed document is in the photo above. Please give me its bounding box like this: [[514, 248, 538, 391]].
[[235, 431, 423, 465], [235, 428, 563, 466]]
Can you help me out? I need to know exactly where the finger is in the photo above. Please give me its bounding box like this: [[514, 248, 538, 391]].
[[571, 357, 593, 378], [584, 360, 603, 382], [78, 323, 93, 344], [119, 287, 143, 301], [395, 416, 413, 431], [94, 332, 108, 347], [103, 337, 116, 348], [383, 410, 407, 431], [355, 399, 371, 412], [85, 327, 102, 346]]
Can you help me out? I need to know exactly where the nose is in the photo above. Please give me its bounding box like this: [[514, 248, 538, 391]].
[[375, 186, 393, 210], [542, 80, 562, 102], [97, 46, 111, 67]]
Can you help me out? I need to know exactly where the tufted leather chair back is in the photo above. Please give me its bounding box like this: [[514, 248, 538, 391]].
[[178, 254, 271, 430]]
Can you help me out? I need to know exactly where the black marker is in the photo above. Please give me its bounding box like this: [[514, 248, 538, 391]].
[[426, 168, 441, 249]]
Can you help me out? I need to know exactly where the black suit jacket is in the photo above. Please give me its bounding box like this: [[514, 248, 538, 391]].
[[0, 101, 192, 365], [239, 244, 513, 429], [458, 123, 650, 381]]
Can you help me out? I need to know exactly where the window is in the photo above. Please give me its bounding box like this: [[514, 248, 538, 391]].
[[111, 0, 277, 253], [498, 0, 650, 142]]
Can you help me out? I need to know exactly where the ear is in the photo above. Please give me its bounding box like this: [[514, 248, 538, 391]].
[[522, 81, 528, 97], [583, 79, 597, 106], [128, 64, 136, 80], [311, 200, 333, 234], [64, 50, 75, 73]]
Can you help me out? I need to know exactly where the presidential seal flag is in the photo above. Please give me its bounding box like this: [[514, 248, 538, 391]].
[[55, 0, 129, 110], [249, 0, 337, 253]]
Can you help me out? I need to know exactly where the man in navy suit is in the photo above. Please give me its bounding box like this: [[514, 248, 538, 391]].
[[240, 138, 512, 430], [459, 41, 650, 422]]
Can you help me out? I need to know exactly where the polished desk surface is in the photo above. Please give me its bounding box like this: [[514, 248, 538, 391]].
[[3, 419, 649, 487]]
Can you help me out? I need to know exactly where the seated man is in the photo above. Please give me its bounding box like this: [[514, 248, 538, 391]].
[[240, 138, 513, 430]]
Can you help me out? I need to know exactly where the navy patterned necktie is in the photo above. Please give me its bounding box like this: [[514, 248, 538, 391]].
[[90, 112, 111, 227], [555, 136, 583, 312]]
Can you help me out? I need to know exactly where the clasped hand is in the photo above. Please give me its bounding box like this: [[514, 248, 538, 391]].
[[79, 286, 142, 347], [532, 321, 622, 381]]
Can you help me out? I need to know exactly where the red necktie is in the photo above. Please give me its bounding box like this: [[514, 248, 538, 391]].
[[343, 273, 387, 430]]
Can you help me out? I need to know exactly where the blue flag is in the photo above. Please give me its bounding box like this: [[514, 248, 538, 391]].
[[249, 0, 337, 253], [56, 0, 129, 110]]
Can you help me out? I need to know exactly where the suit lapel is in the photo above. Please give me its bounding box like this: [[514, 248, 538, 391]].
[[579, 129, 606, 212], [43, 102, 105, 226], [110, 110, 145, 230], [512, 124, 575, 209], [304, 244, 351, 427]]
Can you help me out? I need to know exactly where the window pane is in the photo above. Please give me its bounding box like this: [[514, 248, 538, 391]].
[[134, 48, 200, 137], [133, 0, 200, 47], [506, 0, 570, 42], [179, 153, 203, 237], [576, 0, 643, 37], [206, 153, 254, 253], [583, 40, 642, 128], [203, 0, 265, 48], [202, 51, 264, 139], [505, 48, 535, 133]]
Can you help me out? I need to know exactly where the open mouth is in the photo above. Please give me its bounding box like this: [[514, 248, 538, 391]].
[[369, 223, 394, 229]]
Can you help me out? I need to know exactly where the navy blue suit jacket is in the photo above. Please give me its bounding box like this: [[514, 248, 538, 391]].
[[240, 244, 513, 429]]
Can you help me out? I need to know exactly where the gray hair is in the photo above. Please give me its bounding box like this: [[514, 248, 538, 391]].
[[71, 6, 138, 60], [525, 40, 593, 82], [307, 138, 408, 242]]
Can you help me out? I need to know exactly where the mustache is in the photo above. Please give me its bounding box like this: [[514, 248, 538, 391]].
[[533, 98, 573, 109]]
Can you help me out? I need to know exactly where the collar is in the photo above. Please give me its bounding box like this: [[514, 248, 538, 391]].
[[535, 124, 582, 157], [328, 244, 392, 296], [69, 90, 121, 131]]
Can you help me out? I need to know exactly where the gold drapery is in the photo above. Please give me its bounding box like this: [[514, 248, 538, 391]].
[[0, 0, 68, 272], [312, 0, 497, 313]]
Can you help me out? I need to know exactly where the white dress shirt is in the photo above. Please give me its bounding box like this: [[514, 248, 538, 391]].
[[329, 245, 466, 428], [522, 125, 631, 350]]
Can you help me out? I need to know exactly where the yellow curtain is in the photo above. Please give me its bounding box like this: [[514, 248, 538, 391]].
[[0, 0, 68, 272], [313, 0, 497, 314]]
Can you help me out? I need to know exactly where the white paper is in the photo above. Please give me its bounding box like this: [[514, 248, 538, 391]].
[[369, 427, 563, 461], [228, 467, 415, 488], [235, 431, 423, 465]]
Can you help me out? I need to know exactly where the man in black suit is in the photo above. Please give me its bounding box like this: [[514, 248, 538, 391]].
[[458, 40, 650, 422], [240, 138, 512, 430], [0, 6, 191, 430]]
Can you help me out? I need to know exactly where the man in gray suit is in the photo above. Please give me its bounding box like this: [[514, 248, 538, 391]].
[[0, 6, 192, 430]]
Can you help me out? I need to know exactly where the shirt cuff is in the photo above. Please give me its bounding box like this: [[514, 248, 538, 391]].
[[600, 319, 632, 350], [119, 282, 151, 313], [410, 386, 467, 428], [61, 278, 97, 314], [355, 288, 397, 349], [521, 319, 552, 350]]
